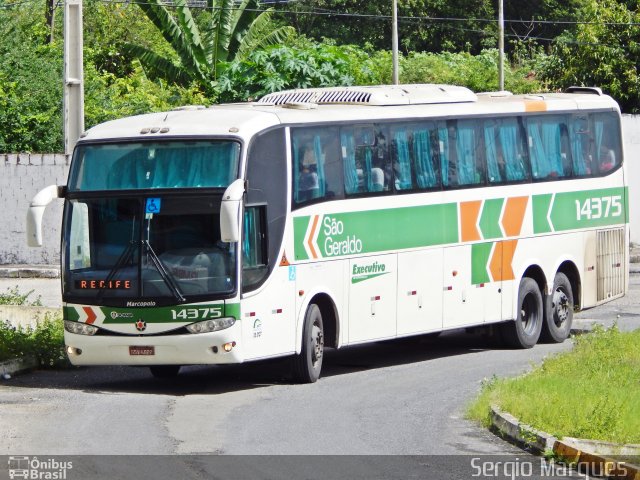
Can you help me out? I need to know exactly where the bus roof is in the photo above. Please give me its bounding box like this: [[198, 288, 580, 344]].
[[79, 85, 620, 143]]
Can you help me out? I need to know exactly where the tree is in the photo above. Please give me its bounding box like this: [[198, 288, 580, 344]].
[[124, 0, 295, 93], [0, 4, 63, 152], [216, 39, 387, 101], [539, 0, 640, 112], [278, 0, 495, 54]]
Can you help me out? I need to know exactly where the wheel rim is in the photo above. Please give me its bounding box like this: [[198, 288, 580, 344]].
[[311, 323, 324, 367], [552, 287, 570, 327], [520, 292, 540, 335]]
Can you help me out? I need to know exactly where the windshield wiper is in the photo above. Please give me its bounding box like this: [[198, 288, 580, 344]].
[[97, 240, 137, 303], [142, 240, 186, 303]]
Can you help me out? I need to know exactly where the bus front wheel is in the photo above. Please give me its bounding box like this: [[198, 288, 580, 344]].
[[502, 277, 543, 349], [541, 272, 573, 343], [149, 365, 181, 378], [292, 304, 324, 383]]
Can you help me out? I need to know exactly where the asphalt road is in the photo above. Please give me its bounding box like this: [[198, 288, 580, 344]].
[[1, 275, 639, 479]]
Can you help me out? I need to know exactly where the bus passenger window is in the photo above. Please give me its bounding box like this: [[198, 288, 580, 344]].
[[527, 115, 572, 180], [341, 125, 390, 195], [442, 120, 484, 187], [291, 127, 343, 206], [593, 112, 622, 175], [485, 118, 529, 184]]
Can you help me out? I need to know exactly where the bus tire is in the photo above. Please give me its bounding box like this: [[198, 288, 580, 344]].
[[149, 365, 181, 378], [541, 272, 573, 343], [501, 277, 543, 349], [292, 304, 324, 383]]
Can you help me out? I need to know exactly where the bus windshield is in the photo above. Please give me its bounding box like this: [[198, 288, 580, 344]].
[[63, 194, 236, 304], [68, 140, 241, 191]]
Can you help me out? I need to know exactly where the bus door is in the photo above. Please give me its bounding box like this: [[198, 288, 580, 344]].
[[396, 249, 444, 335], [348, 254, 397, 343], [442, 244, 503, 329]]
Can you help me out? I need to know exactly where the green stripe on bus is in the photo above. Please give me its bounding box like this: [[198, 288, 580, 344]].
[[533, 187, 627, 233], [479, 198, 504, 239], [63, 306, 79, 321], [295, 203, 459, 260], [532, 194, 553, 234], [471, 242, 493, 285], [64, 303, 240, 324]]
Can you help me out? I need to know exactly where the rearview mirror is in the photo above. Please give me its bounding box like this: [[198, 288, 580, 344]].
[[26, 185, 63, 247], [220, 179, 245, 243]]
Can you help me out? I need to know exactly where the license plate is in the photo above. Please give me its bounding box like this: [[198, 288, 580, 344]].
[[129, 346, 155, 356]]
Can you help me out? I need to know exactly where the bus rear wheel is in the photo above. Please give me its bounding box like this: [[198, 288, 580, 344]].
[[292, 304, 324, 383], [541, 272, 573, 343], [501, 277, 543, 349], [149, 365, 181, 378]]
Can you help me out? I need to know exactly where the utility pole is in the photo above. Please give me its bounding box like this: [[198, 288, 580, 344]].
[[63, 0, 84, 155], [498, 0, 505, 91], [391, 0, 399, 85], [45, 0, 56, 43]]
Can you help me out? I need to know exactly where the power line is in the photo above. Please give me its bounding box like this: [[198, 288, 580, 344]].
[[3, 0, 639, 27]]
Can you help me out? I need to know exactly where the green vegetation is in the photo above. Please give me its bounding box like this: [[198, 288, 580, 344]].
[[468, 326, 640, 444], [1, 0, 639, 152], [0, 287, 67, 368], [0, 316, 68, 368], [124, 0, 294, 93], [0, 286, 42, 306]]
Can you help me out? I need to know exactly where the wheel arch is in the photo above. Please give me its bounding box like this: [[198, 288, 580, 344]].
[[521, 264, 547, 298], [296, 291, 340, 353], [555, 260, 581, 310]]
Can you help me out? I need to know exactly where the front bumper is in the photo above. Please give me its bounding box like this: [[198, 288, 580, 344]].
[[64, 323, 243, 365]]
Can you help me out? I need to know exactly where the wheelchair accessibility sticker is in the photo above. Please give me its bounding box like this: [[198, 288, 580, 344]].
[[145, 198, 162, 214]]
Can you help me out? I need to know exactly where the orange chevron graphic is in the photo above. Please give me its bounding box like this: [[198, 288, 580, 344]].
[[489, 240, 518, 282], [307, 215, 320, 259], [502, 196, 528, 237], [460, 200, 482, 242], [83, 306, 97, 324]]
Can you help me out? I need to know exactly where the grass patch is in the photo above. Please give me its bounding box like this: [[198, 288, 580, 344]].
[[467, 326, 640, 444], [0, 286, 68, 368]]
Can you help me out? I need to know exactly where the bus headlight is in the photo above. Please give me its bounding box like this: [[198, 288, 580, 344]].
[[186, 317, 235, 334], [64, 320, 98, 336]]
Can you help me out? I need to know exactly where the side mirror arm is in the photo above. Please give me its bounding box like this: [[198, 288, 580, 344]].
[[219, 179, 246, 243], [26, 185, 64, 247]]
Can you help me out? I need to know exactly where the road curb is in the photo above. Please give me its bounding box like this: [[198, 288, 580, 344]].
[[0, 356, 39, 379], [490, 406, 640, 479], [0, 266, 60, 279]]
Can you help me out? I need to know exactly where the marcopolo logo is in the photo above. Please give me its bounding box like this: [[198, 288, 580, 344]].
[[8, 456, 73, 479], [351, 261, 388, 284]]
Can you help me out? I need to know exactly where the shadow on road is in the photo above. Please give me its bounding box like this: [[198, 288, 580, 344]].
[[4, 328, 509, 396]]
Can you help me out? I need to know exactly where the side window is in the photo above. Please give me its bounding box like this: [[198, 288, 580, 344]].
[[242, 206, 268, 292], [390, 122, 440, 191], [526, 115, 572, 180], [440, 120, 485, 188], [592, 112, 622, 175], [291, 127, 343, 206], [341, 125, 391, 195], [484, 117, 530, 184], [567, 112, 622, 178]]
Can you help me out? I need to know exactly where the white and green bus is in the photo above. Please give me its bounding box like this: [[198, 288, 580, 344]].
[[27, 84, 628, 382]]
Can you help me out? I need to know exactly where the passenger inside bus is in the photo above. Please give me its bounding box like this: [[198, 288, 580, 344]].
[[298, 146, 320, 201]]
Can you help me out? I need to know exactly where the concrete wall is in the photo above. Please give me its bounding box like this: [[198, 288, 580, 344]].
[[2, 115, 640, 265], [1, 154, 70, 265], [623, 115, 640, 245]]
